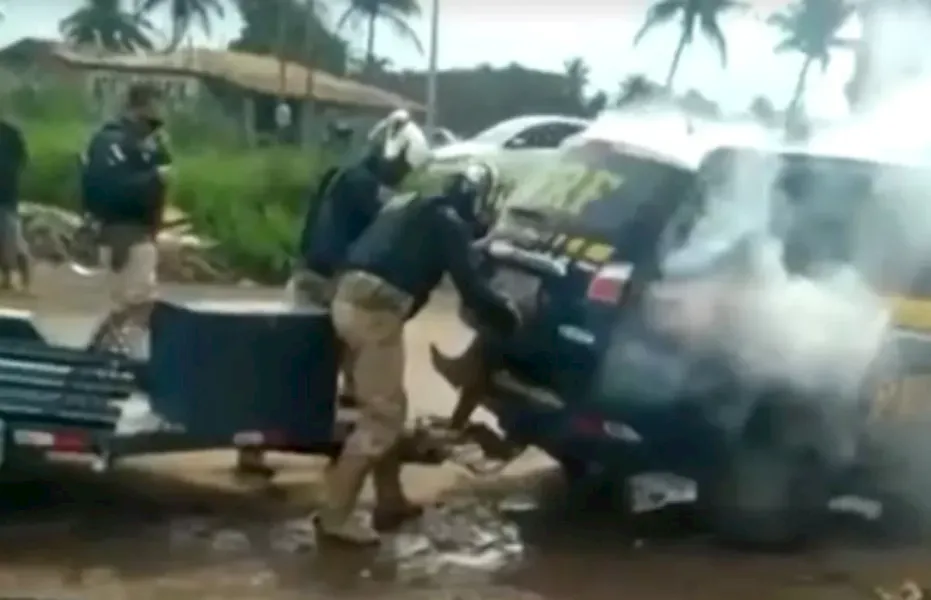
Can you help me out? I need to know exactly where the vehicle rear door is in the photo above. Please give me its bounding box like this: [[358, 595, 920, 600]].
[[475, 140, 695, 395]]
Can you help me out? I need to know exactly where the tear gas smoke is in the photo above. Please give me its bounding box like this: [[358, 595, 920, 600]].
[[595, 3, 931, 462]]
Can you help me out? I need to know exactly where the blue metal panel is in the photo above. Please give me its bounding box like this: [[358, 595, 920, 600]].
[[0, 309, 43, 342], [148, 299, 338, 443]]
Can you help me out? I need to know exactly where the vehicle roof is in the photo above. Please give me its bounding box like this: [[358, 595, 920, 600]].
[[471, 114, 592, 143], [575, 110, 931, 171]]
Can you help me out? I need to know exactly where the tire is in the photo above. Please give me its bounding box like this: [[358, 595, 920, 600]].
[[707, 441, 831, 550], [555, 455, 623, 509]]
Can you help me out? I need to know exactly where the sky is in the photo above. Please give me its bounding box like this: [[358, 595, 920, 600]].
[[0, 0, 860, 117]]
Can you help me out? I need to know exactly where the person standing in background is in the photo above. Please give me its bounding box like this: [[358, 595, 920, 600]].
[[0, 117, 31, 293], [80, 83, 171, 331]]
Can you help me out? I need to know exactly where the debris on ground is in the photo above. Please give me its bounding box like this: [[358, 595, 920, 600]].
[[20, 203, 236, 284], [876, 581, 925, 600]]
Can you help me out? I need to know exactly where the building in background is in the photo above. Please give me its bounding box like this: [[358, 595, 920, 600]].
[[0, 37, 423, 146]]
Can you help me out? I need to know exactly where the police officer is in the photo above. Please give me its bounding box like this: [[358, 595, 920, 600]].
[[243, 110, 432, 479], [290, 109, 427, 396], [80, 83, 170, 326], [289, 109, 424, 309], [315, 157, 520, 545]]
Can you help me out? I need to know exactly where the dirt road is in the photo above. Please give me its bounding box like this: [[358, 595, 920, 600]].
[[0, 267, 928, 600]]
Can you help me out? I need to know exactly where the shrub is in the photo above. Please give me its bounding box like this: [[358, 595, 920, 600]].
[[19, 118, 335, 283]]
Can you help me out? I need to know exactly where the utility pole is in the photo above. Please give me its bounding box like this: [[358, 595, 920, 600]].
[[275, 0, 292, 143], [424, 0, 439, 136], [302, 0, 317, 148]]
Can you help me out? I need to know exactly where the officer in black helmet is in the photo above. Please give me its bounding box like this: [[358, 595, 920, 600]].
[[315, 158, 520, 545]]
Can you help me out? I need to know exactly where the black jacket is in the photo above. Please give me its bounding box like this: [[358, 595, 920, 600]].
[[81, 118, 170, 230], [344, 194, 516, 329], [0, 121, 27, 209], [298, 162, 382, 278]]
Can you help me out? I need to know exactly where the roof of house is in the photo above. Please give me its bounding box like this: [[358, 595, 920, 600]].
[[0, 38, 423, 112]]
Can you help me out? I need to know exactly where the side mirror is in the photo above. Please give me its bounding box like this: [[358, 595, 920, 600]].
[[506, 136, 527, 149]]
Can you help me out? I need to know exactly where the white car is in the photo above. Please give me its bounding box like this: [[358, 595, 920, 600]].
[[430, 114, 591, 176]]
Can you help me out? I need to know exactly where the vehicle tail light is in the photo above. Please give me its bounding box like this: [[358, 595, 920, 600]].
[[14, 429, 90, 453], [233, 430, 286, 447], [586, 263, 633, 304]]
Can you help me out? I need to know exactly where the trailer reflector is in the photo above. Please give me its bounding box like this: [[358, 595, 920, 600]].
[[233, 430, 285, 447], [13, 429, 89, 452]]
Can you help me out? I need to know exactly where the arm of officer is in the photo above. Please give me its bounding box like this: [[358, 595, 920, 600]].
[[435, 206, 519, 332], [340, 167, 385, 221], [9, 124, 27, 170]]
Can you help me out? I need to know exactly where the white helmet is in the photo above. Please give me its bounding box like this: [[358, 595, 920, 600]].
[[367, 109, 431, 171]]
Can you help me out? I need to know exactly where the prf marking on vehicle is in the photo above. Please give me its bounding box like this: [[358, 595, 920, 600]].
[[509, 162, 625, 217], [871, 375, 931, 419], [549, 236, 615, 264]]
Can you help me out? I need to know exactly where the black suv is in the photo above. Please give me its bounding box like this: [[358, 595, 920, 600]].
[[462, 120, 931, 548]]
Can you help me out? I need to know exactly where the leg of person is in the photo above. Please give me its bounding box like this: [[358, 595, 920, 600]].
[[14, 212, 30, 293], [338, 343, 358, 407], [288, 268, 360, 407], [429, 334, 486, 391], [317, 292, 407, 545], [0, 207, 18, 291], [92, 227, 158, 352], [371, 434, 423, 531], [430, 335, 488, 431]]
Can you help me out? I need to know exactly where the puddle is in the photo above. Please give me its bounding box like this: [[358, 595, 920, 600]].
[[0, 464, 929, 600]]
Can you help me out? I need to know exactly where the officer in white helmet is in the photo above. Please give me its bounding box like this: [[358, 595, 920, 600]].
[[315, 156, 521, 545], [292, 109, 427, 308], [288, 110, 428, 389]]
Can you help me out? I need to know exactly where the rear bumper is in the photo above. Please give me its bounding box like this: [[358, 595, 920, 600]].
[[483, 369, 726, 475]]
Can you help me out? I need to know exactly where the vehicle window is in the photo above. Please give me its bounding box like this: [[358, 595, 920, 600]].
[[498, 141, 693, 241], [471, 120, 530, 145], [509, 123, 584, 149], [659, 149, 931, 298]]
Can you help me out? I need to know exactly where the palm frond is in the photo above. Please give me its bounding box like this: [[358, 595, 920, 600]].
[[336, 5, 359, 32], [700, 15, 727, 66], [382, 10, 423, 54], [633, 0, 683, 45]]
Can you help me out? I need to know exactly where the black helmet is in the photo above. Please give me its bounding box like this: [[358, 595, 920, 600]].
[[442, 160, 501, 227]]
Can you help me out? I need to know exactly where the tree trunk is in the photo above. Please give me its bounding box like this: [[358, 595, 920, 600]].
[[665, 32, 688, 89], [365, 13, 377, 70], [787, 57, 812, 117]]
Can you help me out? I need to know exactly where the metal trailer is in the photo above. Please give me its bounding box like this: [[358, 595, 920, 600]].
[[0, 298, 492, 479]]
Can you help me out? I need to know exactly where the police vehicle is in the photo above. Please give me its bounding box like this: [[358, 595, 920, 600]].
[[465, 110, 931, 548]]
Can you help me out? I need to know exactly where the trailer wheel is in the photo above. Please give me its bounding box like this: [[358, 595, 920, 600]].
[[706, 438, 830, 550]]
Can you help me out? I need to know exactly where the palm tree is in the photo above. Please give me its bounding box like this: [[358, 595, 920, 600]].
[[60, 0, 155, 52], [634, 0, 744, 89], [768, 0, 855, 116], [137, 0, 225, 50], [336, 0, 423, 71]]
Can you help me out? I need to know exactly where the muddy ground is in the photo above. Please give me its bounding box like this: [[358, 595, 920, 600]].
[[0, 265, 928, 600]]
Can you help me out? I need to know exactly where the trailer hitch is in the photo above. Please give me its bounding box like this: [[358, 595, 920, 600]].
[[398, 416, 526, 475]]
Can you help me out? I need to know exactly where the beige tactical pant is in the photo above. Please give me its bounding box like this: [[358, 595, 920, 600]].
[[286, 267, 356, 398], [286, 268, 335, 307], [330, 271, 412, 458], [100, 224, 158, 309]]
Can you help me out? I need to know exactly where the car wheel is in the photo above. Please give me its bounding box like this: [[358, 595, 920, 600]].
[[707, 439, 831, 550], [555, 455, 626, 510]]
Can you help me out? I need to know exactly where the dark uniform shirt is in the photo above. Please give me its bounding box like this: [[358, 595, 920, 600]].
[[344, 194, 516, 330], [81, 118, 170, 233], [0, 121, 27, 209], [298, 163, 383, 279]]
